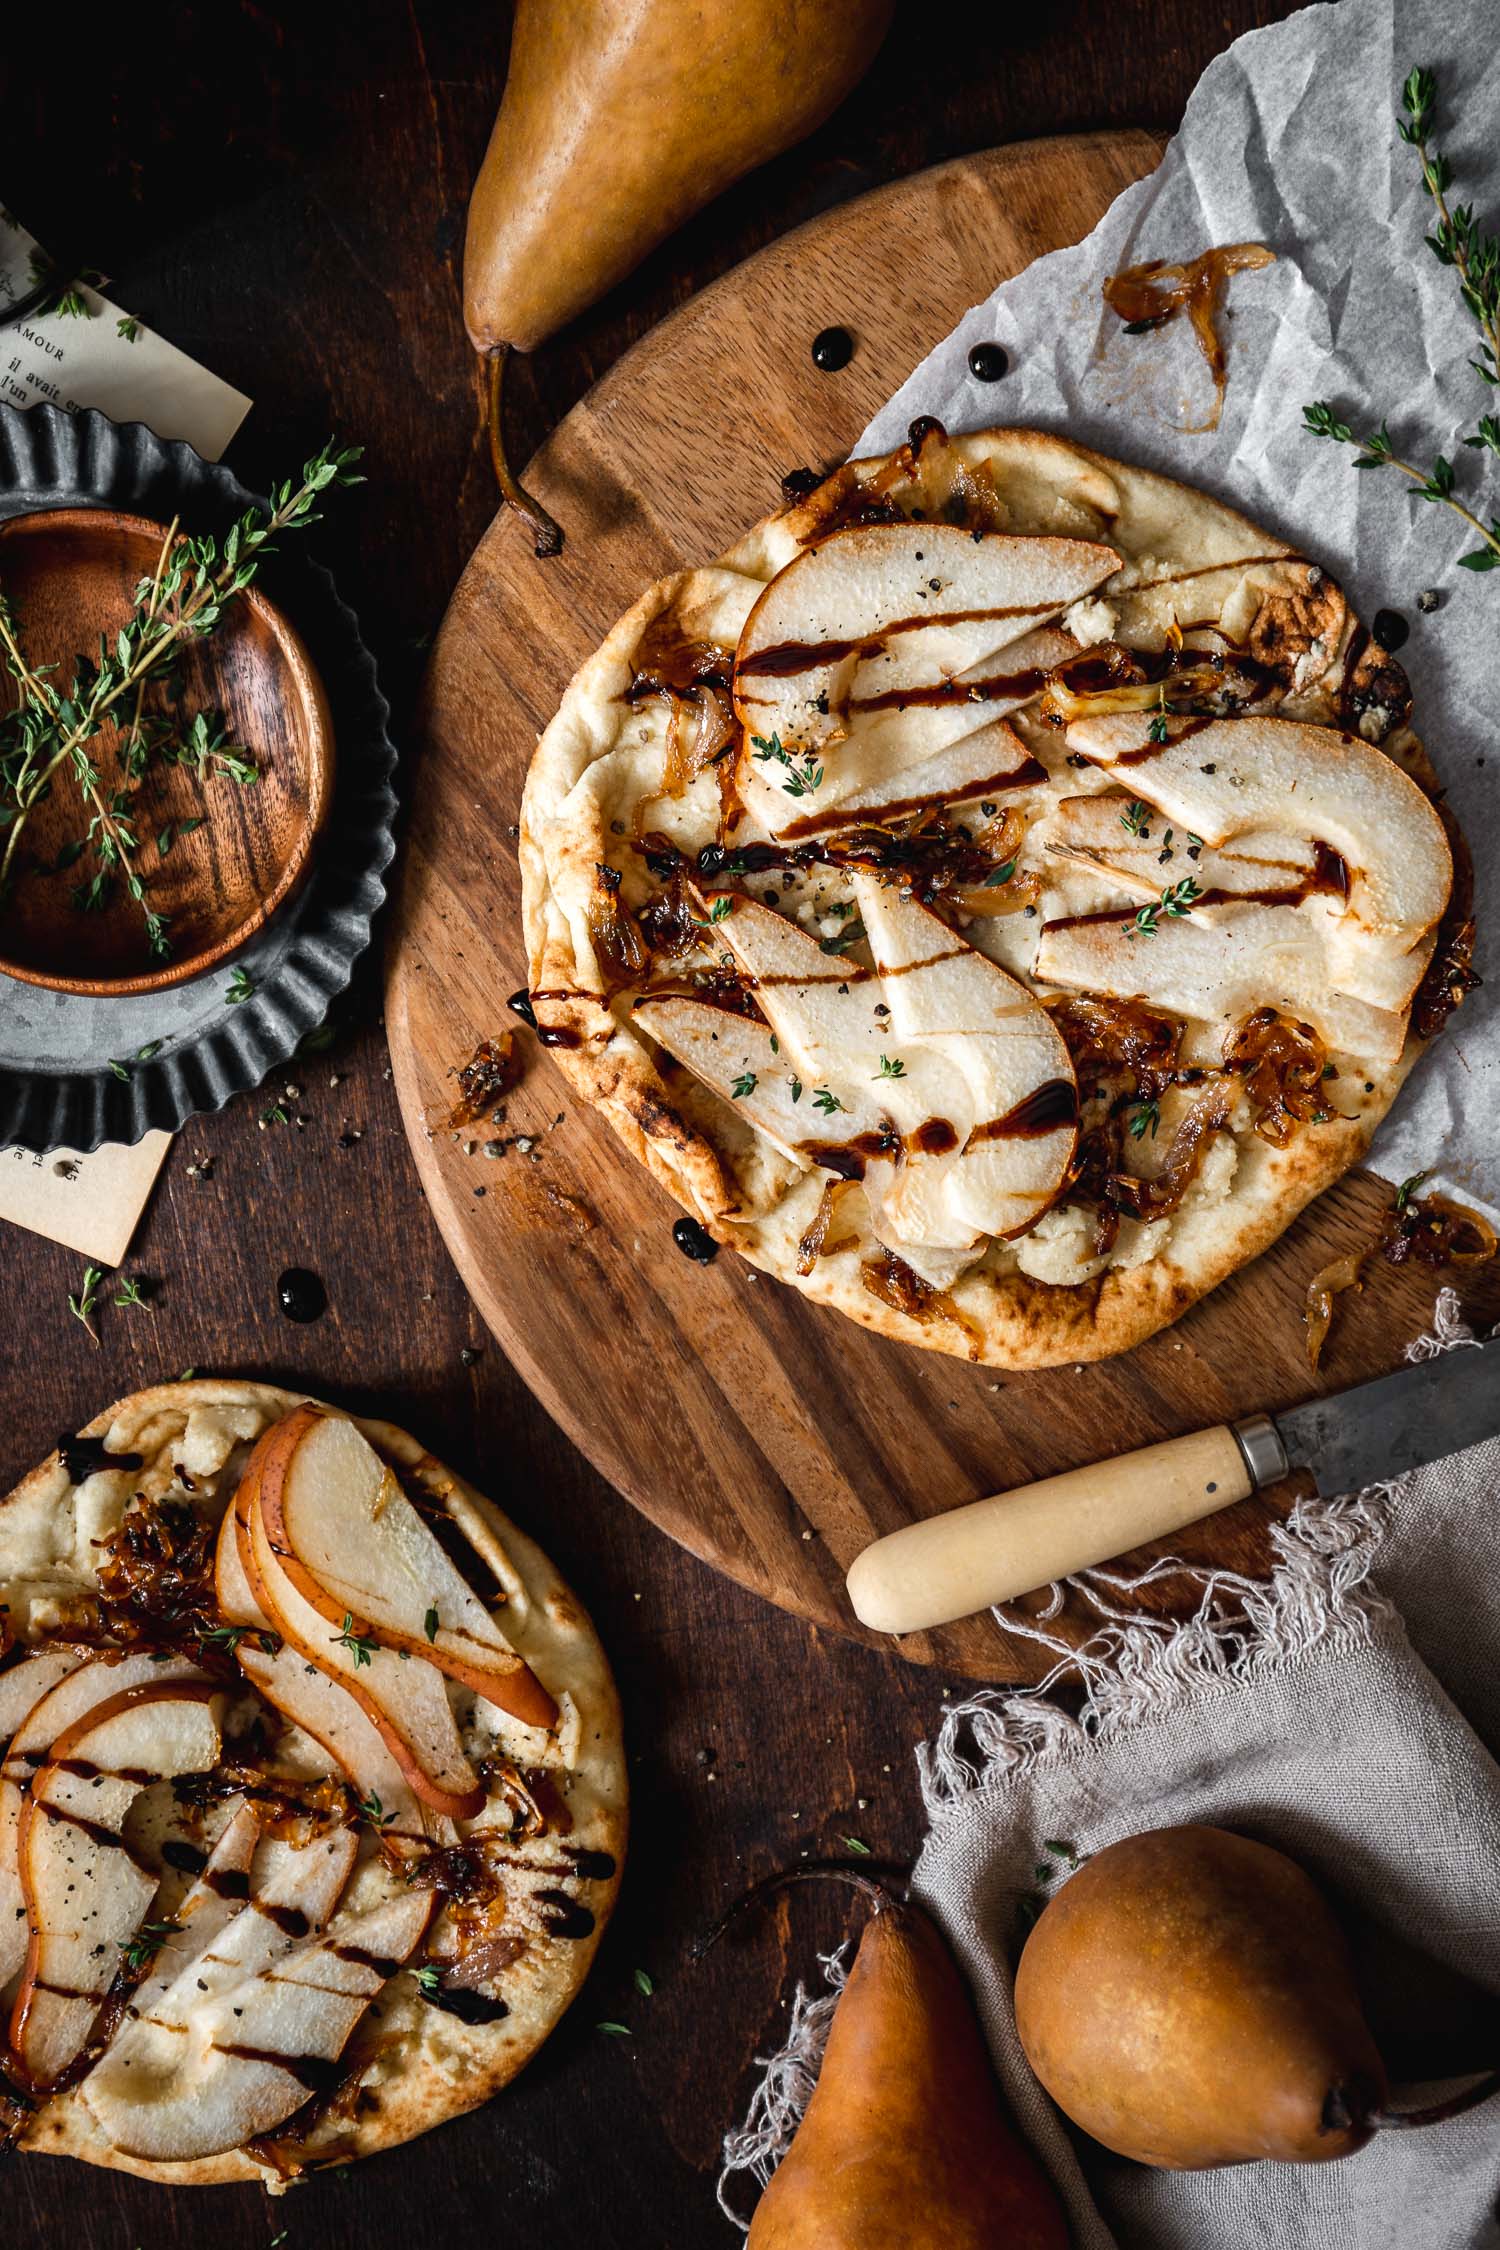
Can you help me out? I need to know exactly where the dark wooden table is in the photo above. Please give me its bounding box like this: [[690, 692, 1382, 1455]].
[[7, 4, 1304, 2241]]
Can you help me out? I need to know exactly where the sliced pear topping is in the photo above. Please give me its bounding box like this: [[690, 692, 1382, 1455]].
[[1035, 900, 1411, 1066], [117, 1803, 262, 2028], [82, 1887, 432, 2163], [1047, 794, 1322, 900], [0, 1647, 88, 1743], [0, 1651, 206, 1993], [214, 1499, 431, 1854], [97, 1818, 358, 2095], [231, 1446, 484, 1821], [258, 1409, 556, 1734], [644, 892, 1076, 1255], [1065, 712, 1451, 951], [11, 1682, 222, 2090], [633, 997, 889, 1169], [852, 879, 1078, 1241], [733, 523, 1115, 835]]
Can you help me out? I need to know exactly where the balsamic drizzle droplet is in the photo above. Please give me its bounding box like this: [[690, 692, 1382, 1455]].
[[1372, 607, 1409, 652], [811, 325, 853, 373], [967, 342, 1009, 382], [419, 1981, 511, 2026], [57, 1434, 143, 1485], [507, 989, 538, 1029], [161, 1839, 208, 1876], [276, 1268, 327, 1324], [672, 1217, 719, 1265]]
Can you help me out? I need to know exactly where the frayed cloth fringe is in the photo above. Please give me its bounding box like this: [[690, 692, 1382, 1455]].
[[715, 1943, 850, 2232]]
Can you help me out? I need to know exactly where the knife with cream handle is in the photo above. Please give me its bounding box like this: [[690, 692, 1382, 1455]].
[[846, 1335, 1497, 1636]]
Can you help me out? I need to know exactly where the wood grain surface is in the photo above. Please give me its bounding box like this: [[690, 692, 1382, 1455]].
[[386, 134, 1500, 1682], [6, 4, 1484, 2246]]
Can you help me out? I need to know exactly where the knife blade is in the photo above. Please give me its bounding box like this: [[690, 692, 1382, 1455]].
[[845, 1336, 1497, 1638], [1271, 1331, 1495, 1493]]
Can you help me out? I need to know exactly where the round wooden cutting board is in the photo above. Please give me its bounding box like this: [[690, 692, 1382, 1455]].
[[387, 134, 1499, 1682]]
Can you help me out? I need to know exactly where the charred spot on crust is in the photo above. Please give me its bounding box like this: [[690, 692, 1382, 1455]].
[[1243, 565, 1346, 700], [1338, 622, 1413, 741]]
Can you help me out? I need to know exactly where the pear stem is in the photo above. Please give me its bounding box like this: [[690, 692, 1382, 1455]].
[[483, 346, 564, 559], [1369, 2070, 1500, 2131], [695, 1860, 907, 1960]]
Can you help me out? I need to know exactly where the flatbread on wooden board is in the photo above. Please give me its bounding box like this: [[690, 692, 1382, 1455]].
[[520, 425, 1468, 1367], [0, 1381, 626, 2187]]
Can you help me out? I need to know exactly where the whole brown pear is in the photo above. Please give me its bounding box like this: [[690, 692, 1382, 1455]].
[[463, 0, 892, 550], [464, 0, 893, 358], [1014, 1825, 1388, 2168], [749, 1890, 1069, 2249]]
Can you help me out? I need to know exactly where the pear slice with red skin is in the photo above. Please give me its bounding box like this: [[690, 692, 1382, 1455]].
[[0, 1651, 207, 1994], [257, 1407, 557, 1733], [214, 1495, 434, 1854], [83, 1887, 434, 2163], [11, 1681, 222, 2091], [231, 1443, 484, 1820]]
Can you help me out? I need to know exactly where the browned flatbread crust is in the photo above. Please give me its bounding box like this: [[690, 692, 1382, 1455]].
[[520, 427, 1457, 1366], [0, 1381, 626, 2186]]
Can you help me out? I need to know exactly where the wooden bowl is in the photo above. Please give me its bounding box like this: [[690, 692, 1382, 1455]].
[[0, 507, 335, 995]]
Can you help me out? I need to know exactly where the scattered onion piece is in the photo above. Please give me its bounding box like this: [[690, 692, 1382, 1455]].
[[1304, 1253, 1365, 1372], [1380, 1190, 1498, 1268]]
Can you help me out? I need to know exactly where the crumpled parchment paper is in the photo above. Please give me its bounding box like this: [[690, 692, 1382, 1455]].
[[860, 0, 1498, 1216]]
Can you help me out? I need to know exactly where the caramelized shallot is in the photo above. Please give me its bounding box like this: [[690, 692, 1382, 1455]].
[[861, 1252, 982, 1359], [586, 862, 649, 986], [94, 1495, 221, 1659], [625, 616, 738, 799], [1223, 1008, 1336, 1146], [661, 681, 737, 797], [795, 1179, 858, 1276], [1047, 993, 1184, 1099], [447, 1035, 518, 1128], [1304, 1253, 1365, 1372], [1109, 1081, 1233, 1223]]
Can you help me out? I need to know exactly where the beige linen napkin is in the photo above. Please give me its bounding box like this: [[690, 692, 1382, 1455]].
[[722, 1293, 1500, 2247]]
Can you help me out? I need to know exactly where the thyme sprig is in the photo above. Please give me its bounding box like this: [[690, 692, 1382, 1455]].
[[68, 1261, 103, 1343], [1123, 875, 1202, 941], [1302, 404, 1500, 573], [0, 442, 364, 951], [1300, 68, 1500, 575], [1397, 67, 1500, 387]]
